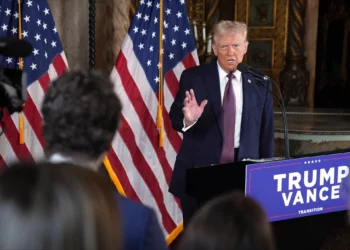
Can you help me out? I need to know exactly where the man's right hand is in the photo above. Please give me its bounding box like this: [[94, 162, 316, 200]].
[[182, 89, 208, 126]]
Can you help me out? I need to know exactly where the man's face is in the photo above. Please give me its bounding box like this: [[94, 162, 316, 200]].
[[212, 32, 248, 73]]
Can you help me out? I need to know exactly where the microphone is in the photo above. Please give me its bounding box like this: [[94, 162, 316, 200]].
[[0, 36, 33, 57], [237, 63, 290, 160], [237, 62, 271, 81]]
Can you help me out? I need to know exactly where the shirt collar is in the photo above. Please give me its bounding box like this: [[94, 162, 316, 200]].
[[49, 153, 72, 163], [217, 61, 242, 82], [48, 152, 99, 171]]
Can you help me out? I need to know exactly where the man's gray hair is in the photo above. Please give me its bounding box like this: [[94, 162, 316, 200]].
[[212, 20, 248, 44]]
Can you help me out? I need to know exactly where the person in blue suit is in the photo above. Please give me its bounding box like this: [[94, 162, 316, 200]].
[[41, 70, 168, 250], [169, 20, 274, 226]]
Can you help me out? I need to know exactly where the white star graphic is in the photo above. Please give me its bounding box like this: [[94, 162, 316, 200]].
[[11, 27, 17, 34], [152, 32, 156, 38], [149, 46, 154, 52], [6, 57, 12, 64], [24, 15, 30, 22], [26, 0, 33, 7], [133, 26, 139, 33], [147, 60, 151, 66], [173, 25, 179, 32], [180, 0, 185, 4], [44, 38, 47, 44], [33, 48, 39, 55], [37, 19, 41, 26], [22, 30, 28, 38], [138, 43, 144, 49], [164, 21, 168, 28], [171, 39, 176, 46], [13, 12, 19, 19], [141, 29, 146, 36], [43, 23, 47, 30], [157, 62, 162, 68], [147, 1, 152, 7], [176, 11, 182, 18], [53, 27, 57, 33], [169, 53, 174, 59], [5, 8, 11, 16], [154, 17, 158, 24], [43, 8, 49, 15], [45, 51, 48, 58], [1, 24, 8, 31], [143, 15, 149, 21], [154, 76, 159, 83], [166, 8, 171, 15], [30, 63, 37, 70], [140, 0, 145, 4], [156, 3, 160, 9], [35, 34, 41, 41], [37, 4, 40, 11], [51, 41, 57, 47], [184, 28, 190, 35], [181, 42, 187, 49], [162, 34, 166, 40], [136, 12, 142, 19]]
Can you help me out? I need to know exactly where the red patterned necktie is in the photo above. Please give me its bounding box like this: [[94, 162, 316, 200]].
[[220, 72, 236, 163]]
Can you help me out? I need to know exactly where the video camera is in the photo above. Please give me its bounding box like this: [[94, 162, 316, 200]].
[[0, 36, 33, 115]]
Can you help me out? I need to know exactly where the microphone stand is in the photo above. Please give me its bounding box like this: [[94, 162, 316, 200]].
[[255, 77, 290, 159]]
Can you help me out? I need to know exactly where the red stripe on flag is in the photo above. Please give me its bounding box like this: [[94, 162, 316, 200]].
[[116, 53, 174, 184], [162, 105, 181, 154], [119, 116, 177, 233], [38, 73, 51, 93], [52, 54, 67, 76], [154, 89, 182, 155], [2, 111, 35, 163], [182, 53, 197, 69], [164, 70, 179, 98], [23, 94, 45, 148], [106, 149, 142, 203], [0, 154, 6, 170]]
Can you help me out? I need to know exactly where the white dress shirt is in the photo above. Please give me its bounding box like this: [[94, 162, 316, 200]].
[[182, 62, 243, 148]]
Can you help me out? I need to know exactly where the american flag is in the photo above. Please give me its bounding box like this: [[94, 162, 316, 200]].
[[0, 0, 68, 167], [107, 0, 198, 238]]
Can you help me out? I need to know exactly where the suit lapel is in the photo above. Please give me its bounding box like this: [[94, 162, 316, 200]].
[[240, 73, 255, 138], [204, 61, 223, 137]]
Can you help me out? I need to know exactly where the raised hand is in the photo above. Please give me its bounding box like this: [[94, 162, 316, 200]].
[[182, 89, 208, 126]]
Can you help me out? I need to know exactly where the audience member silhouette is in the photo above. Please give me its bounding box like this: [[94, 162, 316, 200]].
[[0, 162, 120, 250], [178, 191, 275, 250]]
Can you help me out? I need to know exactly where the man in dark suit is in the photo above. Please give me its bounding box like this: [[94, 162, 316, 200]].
[[41, 70, 168, 250], [169, 20, 274, 226]]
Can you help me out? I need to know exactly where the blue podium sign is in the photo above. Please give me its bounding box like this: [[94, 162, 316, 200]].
[[245, 152, 350, 222]]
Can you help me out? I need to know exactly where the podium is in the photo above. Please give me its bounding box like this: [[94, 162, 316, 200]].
[[186, 150, 350, 250]]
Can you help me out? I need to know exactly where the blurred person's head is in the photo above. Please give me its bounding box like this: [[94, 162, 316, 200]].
[[41, 69, 122, 170], [0, 162, 121, 250], [178, 191, 275, 250]]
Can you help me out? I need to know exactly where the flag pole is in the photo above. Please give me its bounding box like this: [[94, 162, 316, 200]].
[[156, 0, 164, 147], [17, 0, 25, 144]]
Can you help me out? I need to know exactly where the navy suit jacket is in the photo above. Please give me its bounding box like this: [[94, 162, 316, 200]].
[[169, 61, 274, 198], [117, 194, 168, 250]]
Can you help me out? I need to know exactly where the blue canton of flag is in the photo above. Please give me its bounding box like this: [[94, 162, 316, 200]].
[[0, 0, 64, 85], [129, 0, 196, 92]]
